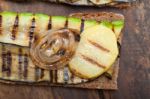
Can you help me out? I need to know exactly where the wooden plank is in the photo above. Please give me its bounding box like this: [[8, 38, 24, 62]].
[[0, 0, 150, 99]]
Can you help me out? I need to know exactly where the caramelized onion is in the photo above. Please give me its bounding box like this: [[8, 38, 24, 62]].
[[30, 29, 78, 70]]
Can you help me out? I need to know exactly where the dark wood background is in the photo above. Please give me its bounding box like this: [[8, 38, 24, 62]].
[[0, 0, 150, 99]]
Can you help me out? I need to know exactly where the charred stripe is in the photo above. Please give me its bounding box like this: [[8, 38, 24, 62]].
[[1, 45, 12, 77], [65, 17, 68, 28], [11, 15, 19, 40], [29, 18, 35, 47], [70, 29, 80, 42], [74, 33, 80, 42], [0, 15, 2, 35], [112, 25, 115, 33], [23, 54, 28, 79], [47, 16, 51, 30], [117, 41, 121, 58], [81, 54, 106, 68], [18, 48, 23, 79], [88, 40, 110, 52], [2, 45, 7, 73], [80, 19, 85, 33], [6, 51, 12, 77]]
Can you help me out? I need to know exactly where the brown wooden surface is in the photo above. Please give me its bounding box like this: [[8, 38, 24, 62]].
[[0, 0, 150, 99]]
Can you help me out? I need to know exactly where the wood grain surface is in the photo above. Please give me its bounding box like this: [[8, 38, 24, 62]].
[[0, 0, 150, 99]]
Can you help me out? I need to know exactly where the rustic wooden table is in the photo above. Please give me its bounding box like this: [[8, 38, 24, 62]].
[[0, 0, 149, 99]]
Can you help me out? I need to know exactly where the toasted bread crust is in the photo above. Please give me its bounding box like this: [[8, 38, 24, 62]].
[[70, 12, 124, 22]]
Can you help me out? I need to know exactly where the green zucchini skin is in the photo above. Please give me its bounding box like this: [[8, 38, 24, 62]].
[[0, 11, 124, 47]]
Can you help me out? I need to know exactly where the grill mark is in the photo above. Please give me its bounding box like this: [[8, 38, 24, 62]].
[[1, 45, 12, 77], [74, 34, 80, 42], [6, 51, 12, 76], [11, 15, 19, 40], [23, 54, 28, 79], [29, 18, 35, 47], [18, 48, 23, 79], [117, 41, 121, 58], [65, 18, 68, 28], [2, 45, 6, 74], [88, 40, 110, 52], [0, 15, 2, 35], [47, 16, 51, 30], [81, 54, 106, 68], [54, 70, 57, 83], [112, 25, 115, 33], [49, 70, 53, 83], [80, 19, 85, 33], [70, 30, 80, 42]]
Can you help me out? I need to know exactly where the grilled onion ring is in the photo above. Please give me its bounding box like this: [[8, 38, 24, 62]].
[[30, 29, 78, 70]]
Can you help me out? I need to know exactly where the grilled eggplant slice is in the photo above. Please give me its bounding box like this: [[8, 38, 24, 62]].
[[69, 24, 118, 79]]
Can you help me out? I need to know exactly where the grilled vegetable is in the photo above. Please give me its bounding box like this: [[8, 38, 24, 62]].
[[0, 43, 88, 84], [11, 0, 136, 7], [0, 11, 124, 82], [0, 11, 124, 47], [69, 24, 118, 79]]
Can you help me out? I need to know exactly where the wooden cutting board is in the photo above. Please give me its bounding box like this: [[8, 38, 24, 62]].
[[0, 0, 149, 99]]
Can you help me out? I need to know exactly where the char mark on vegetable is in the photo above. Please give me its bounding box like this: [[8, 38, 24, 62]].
[[18, 48, 23, 79], [80, 19, 85, 33], [65, 18, 68, 28], [23, 54, 28, 79], [11, 15, 19, 40], [6, 51, 12, 76], [88, 40, 110, 52], [29, 18, 36, 47], [1, 45, 12, 77], [47, 16, 52, 30], [81, 54, 106, 68], [0, 15, 2, 35]]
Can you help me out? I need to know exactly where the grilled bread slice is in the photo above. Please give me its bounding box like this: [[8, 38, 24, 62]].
[[69, 24, 118, 79], [0, 11, 124, 89]]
